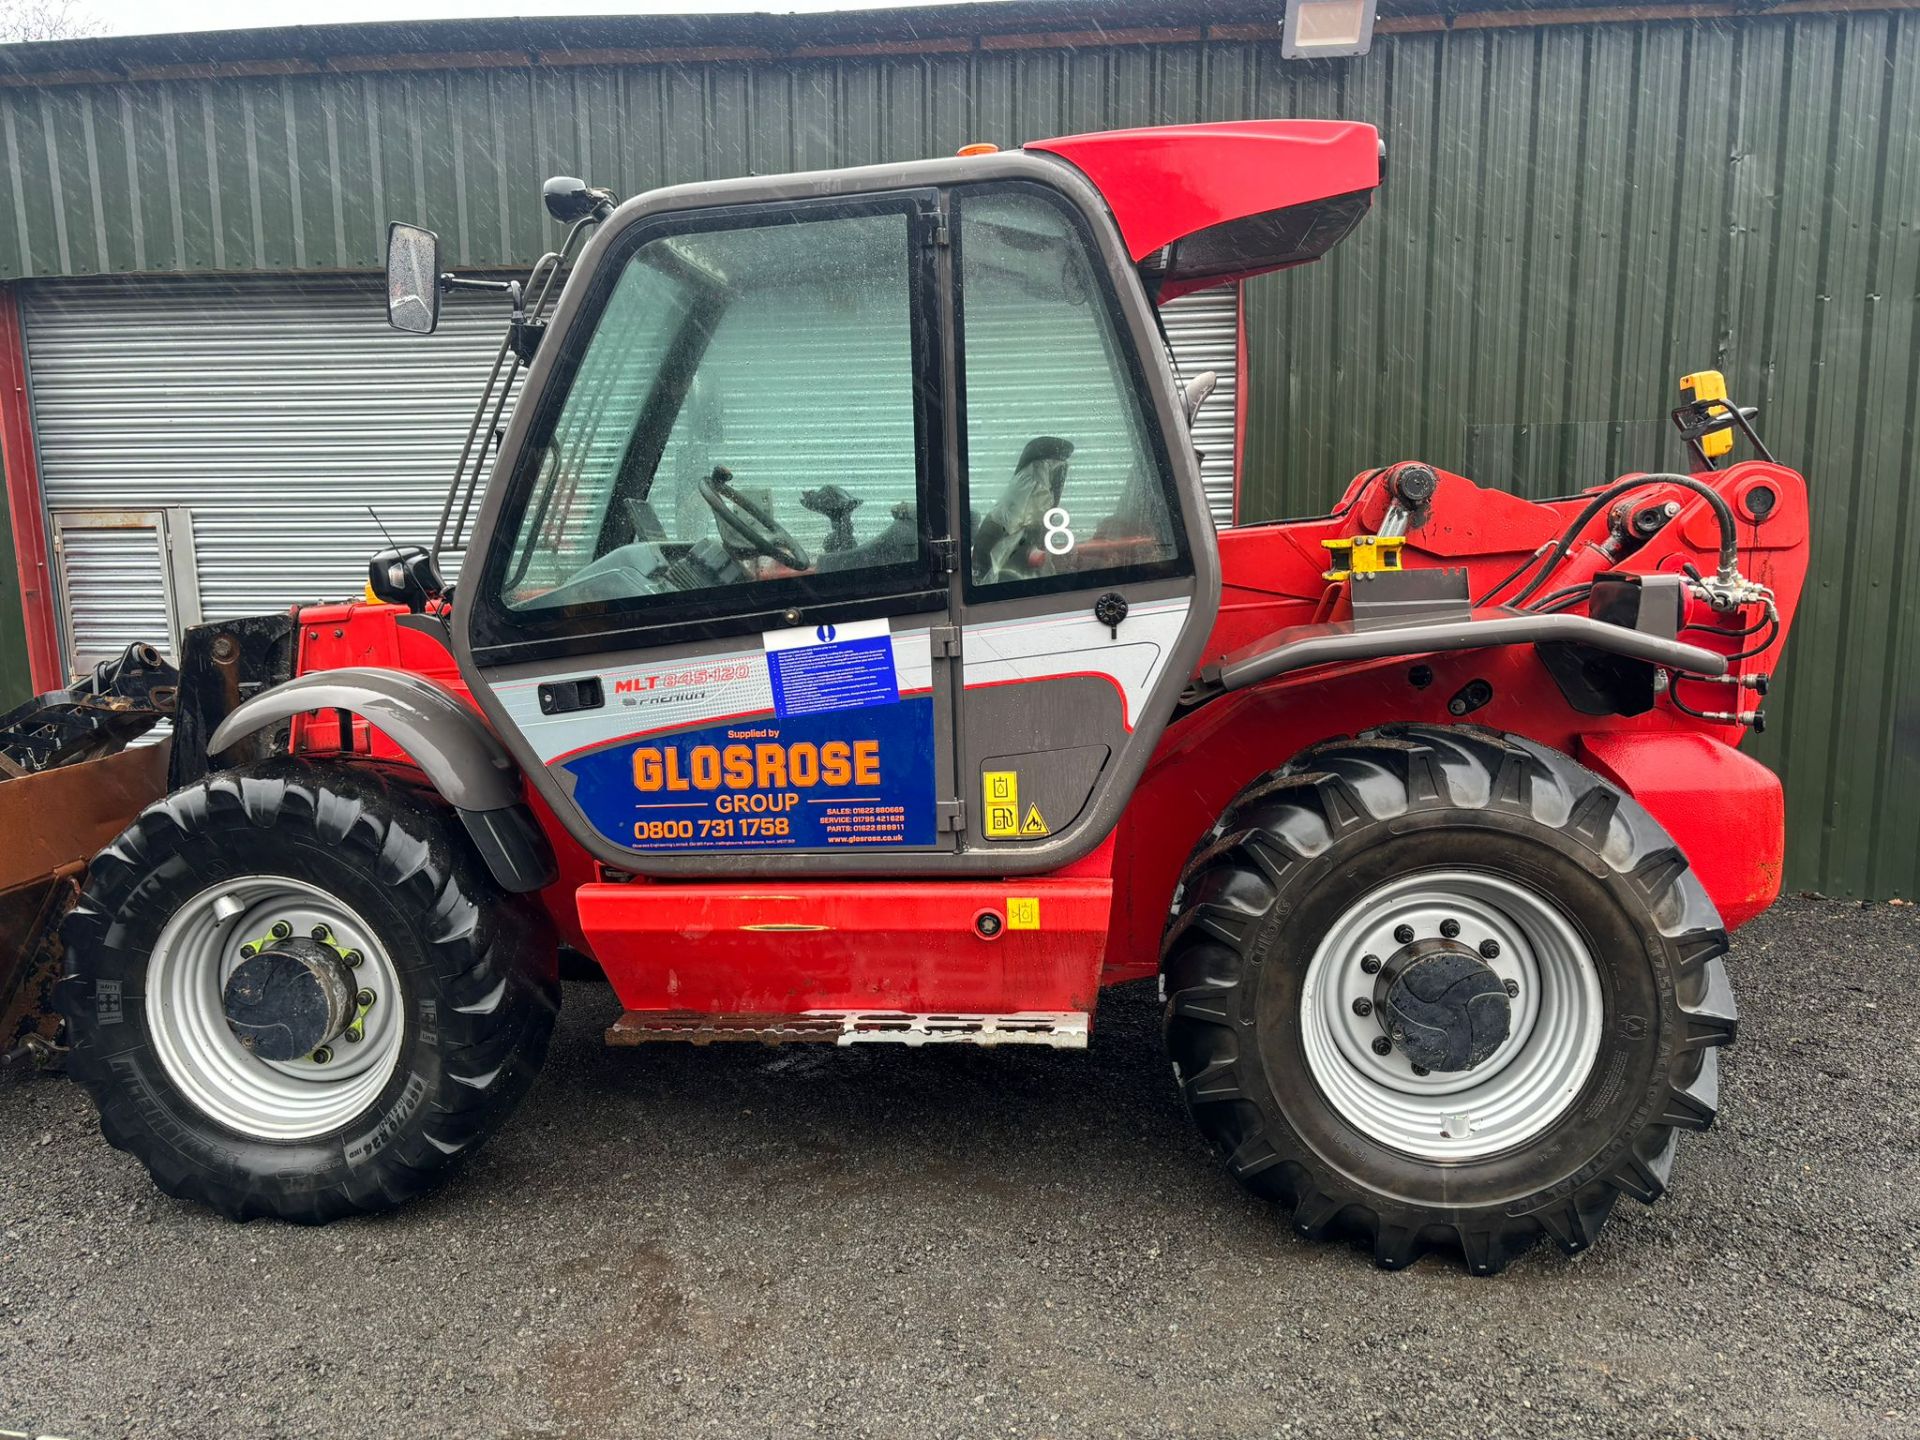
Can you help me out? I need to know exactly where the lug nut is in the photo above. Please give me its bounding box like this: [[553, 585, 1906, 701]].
[[1352, 997, 1373, 1017], [344, 950, 364, 968], [1411, 1064, 1430, 1077], [239, 943, 257, 959], [356, 988, 376, 1008], [270, 921, 292, 941], [1371, 1036, 1393, 1057], [1439, 918, 1461, 939], [1393, 924, 1415, 945], [311, 1046, 333, 1065], [1479, 939, 1501, 959], [1360, 954, 1382, 975], [1504, 979, 1520, 998], [310, 924, 331, 942], [343, 1027, 363, 1044]]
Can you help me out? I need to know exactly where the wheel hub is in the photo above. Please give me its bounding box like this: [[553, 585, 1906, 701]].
[[1298, 870, 1605, 1160], [1374, 938, 1511, 1073], [146, 877, 405, 1141], [222, 937, 357, 1062]]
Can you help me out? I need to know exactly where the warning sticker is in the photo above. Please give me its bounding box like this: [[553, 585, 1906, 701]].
[[1006, 897, 1040, 930], [983, 770, 1020, 839], [1020, 803, 1050, 837], [764, 618, 899, 718]]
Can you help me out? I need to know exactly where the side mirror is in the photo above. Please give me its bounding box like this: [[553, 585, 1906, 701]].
[[386, 222, 441, 334]]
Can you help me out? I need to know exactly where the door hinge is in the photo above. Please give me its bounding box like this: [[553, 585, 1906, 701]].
[[931, 536, 959, 573], [936, 799, 966, 833], [928, 623, 961, 659], [927, 216, 950, 248]]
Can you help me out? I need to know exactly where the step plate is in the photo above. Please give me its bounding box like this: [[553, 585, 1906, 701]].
[[606, 1009, 1090, 1049]]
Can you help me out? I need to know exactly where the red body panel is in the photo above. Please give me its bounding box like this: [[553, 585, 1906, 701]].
[[578, 873, 1113, 1017], [1574, 731, 1784, 931], [284, 457, 1807, 1011], [1100, 461, 1808, 980]]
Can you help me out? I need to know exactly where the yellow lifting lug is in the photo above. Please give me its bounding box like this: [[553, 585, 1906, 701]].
[[1322, 534, 1407, 582], [1680, 368, 1733, 460]]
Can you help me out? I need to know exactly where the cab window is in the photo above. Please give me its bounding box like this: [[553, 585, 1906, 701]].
[[954, 187, 1183, 594], [499, 208, 924, 614]]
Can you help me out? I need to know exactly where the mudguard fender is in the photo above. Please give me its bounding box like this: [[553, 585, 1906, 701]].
[[207, 668, 556, 894], [1575, 730, 1784, 932]]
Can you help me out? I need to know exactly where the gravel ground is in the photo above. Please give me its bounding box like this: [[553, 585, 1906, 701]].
[[2, 894, 1916, 1439]]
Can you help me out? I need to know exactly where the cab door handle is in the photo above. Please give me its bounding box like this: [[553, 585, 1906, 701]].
[[537, 677, 604, 715]]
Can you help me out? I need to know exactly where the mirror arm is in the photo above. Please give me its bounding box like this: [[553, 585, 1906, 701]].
[[439, 275, 517, 295]]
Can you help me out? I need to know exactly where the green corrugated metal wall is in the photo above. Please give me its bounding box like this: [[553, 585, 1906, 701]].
[[0, 9, 1911, 895], [1235, 13, 1919, 901]]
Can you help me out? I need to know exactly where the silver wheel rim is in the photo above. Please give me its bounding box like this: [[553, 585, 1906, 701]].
[[146, 876, 406, 1141], [1299, 870, 1604, 1162]]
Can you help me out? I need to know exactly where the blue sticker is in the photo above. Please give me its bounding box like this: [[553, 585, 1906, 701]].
[[562, 696, 937, 852], [765, 619, 899, 717]]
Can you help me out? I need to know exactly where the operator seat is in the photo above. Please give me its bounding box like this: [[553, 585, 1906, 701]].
[[971, 436, 1074, 583]]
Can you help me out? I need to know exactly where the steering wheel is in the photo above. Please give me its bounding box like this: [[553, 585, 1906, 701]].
[[698, 466, 813, 572]]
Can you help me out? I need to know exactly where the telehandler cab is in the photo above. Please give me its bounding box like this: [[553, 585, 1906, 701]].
[[58, 120, 1807, 1274]]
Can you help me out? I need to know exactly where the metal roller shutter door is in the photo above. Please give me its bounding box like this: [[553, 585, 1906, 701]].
[[22, 274, 506, 666], [22, 273, 1240, 669], [1158, 285, 1240, 528]]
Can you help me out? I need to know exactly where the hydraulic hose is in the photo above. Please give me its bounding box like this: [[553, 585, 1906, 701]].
[[1502, 473, 1740, 609]]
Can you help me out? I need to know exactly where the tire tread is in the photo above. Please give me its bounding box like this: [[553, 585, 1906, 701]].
[[1161, 722, 1735, 1274]]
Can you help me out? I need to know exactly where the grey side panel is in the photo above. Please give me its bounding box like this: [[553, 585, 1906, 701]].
[[961, 677, 1126, 848], [1212, 612, 1730, 693], [976, 741, 1112, 845], [207, 667, 523, 812]]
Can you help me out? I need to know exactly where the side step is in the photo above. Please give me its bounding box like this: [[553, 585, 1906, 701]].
[[606, 1009, 1091, 1049]]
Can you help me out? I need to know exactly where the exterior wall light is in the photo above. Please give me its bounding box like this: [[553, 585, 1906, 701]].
[[1281, 0, 1379, 59]]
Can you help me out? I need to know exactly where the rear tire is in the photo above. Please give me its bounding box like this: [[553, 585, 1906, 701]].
[[1162, 724, 1736, 1274], [57, 760, 558, 1223]]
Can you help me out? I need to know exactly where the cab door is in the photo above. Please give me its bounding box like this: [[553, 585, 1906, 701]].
[[945, 182, 1212, 858], [457, 164, 1217, 878], [456, 193, 964, 874]]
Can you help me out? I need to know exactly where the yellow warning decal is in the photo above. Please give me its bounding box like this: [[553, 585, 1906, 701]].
[[1006, 897, 1040, 930], [983, 770, 1020, 838], [1020, 803, 1050, 836]]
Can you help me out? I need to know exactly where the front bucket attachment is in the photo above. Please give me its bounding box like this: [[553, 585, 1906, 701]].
[[1, 741, 170, 1068]]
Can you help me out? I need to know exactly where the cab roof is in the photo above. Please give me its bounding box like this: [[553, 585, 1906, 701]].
[[1026, 120, 1381, 299]]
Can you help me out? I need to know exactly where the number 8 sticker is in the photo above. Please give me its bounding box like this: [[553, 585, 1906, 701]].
[[1042, 506, 1075, 556]]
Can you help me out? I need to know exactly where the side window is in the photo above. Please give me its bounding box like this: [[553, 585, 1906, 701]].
[[500, 209, 923, 615], [955, 188, 1183, 592]]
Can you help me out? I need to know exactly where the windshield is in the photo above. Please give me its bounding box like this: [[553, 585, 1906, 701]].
[[498, 210, 922, 614]]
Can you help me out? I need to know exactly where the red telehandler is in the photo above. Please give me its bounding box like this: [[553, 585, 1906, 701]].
[[53, 120, 1806, 1274]]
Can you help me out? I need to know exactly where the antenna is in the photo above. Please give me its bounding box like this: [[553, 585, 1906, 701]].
[[368, 505, 400, 551]]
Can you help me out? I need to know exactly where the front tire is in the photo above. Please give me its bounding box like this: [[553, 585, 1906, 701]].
[[58, 761, 558, 1223], [1162, 725, 1736, 1275]]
